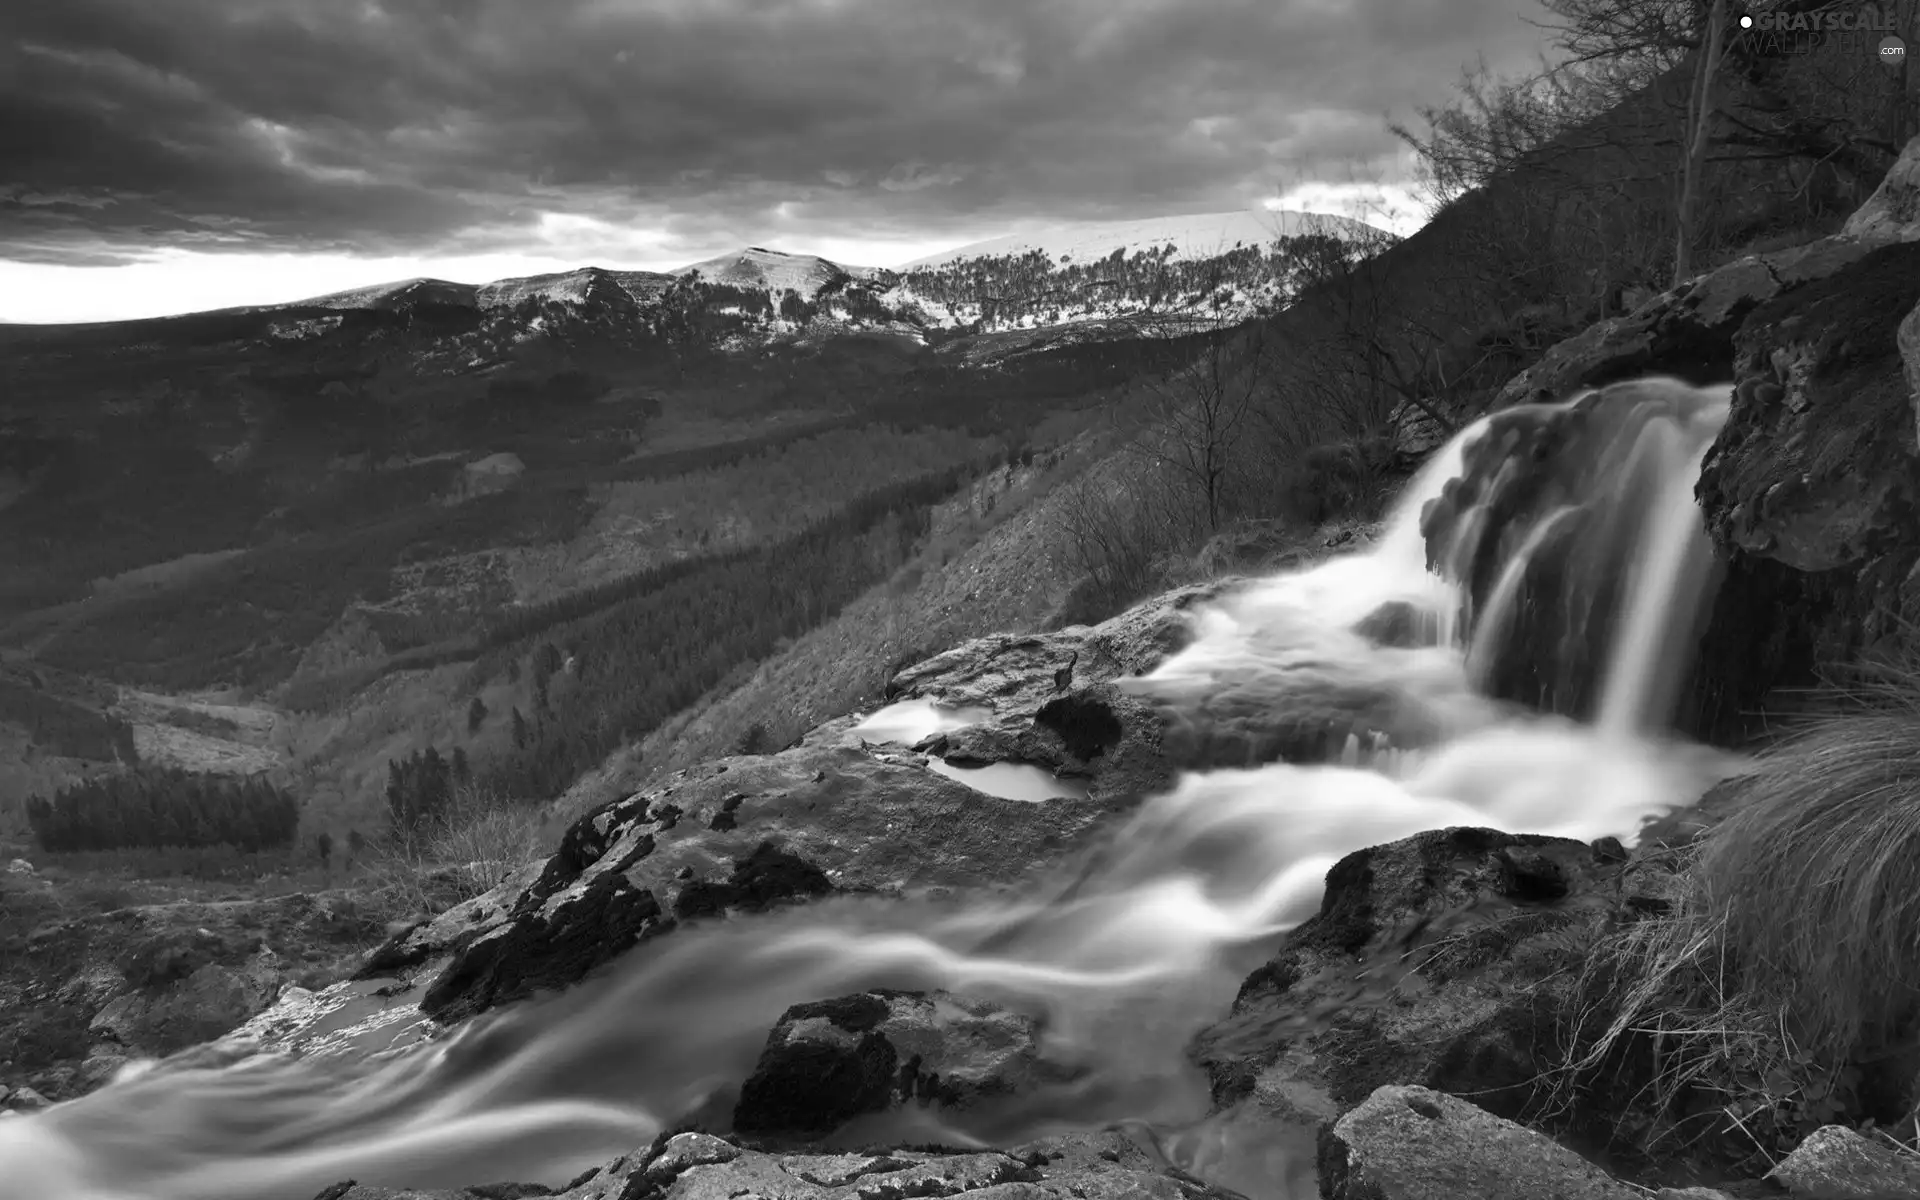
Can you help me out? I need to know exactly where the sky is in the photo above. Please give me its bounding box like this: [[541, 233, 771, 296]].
[[0, 0, 1554, 324]]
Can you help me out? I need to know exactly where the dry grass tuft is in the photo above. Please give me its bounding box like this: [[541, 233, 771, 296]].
[[361, 785, 545, 914], [1546, 639, 1920, 1169]]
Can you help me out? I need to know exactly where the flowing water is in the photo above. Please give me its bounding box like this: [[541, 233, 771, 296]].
[[0, 378, 1751, 1200]]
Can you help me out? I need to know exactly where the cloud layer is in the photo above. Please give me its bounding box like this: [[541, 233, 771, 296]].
[[0, 0, 1548, 269]]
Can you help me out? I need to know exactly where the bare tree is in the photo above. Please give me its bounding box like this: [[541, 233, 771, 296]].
[[1126, 310, 1277, 534]]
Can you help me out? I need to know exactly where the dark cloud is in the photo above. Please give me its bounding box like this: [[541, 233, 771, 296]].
[[0, 0, 1549, 267]]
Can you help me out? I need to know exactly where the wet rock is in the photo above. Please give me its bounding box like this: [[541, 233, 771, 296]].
[[1196, 828, 1643, 1132], [0, 1083, 51, 1113], [312, 1128, 1240, 1200], [1351, 601, 1438, 650], [732, 989, 1081, 1137], [1317, 1085, 1640, 1200], [1766, 1125, 1920, 1200]]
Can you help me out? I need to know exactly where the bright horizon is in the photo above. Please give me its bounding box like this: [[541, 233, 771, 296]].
[[0, 184, 1429, 326]]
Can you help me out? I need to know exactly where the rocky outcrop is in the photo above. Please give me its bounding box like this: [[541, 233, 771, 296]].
[[1686, 238, 1920, 742], [731, 990, 1079, 1138], [310, 1129, 1243, 1200], [353, 747, 1121, 1026]]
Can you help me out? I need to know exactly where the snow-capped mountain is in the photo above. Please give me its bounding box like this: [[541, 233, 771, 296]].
[[897, 208, 1376, 271], [197, 209, 1393, 370]]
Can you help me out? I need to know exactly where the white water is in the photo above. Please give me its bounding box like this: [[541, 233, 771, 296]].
[[0, 378, 1749, 1200]]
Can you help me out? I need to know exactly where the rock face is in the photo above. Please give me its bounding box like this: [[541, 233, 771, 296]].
[[311, 1128, 1243, 1200], [1687, 239, 1920, 742], [1318, 1085, 1641, 1200], [731, 990, 1078, 1138]]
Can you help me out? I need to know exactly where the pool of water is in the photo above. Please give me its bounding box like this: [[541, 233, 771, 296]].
[[928, 758, 1092, 803], [850, 698, 994, 745]]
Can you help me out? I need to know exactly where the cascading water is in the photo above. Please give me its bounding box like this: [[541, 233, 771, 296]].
[[0, 377, 1750, 1200]]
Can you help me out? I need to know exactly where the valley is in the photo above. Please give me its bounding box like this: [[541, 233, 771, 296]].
[[2, 221, 1337, 892]]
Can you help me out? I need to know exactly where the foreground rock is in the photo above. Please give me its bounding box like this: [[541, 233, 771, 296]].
[[1766, 1125, 1920, 1200], [732, 990, 1077, 1138], [1196, 827, 1648, 1128], [1318, 1085, 1640, 1200], [313, 1129, 1242, 1200]]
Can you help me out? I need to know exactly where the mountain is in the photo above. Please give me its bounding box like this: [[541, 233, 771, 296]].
[[898, 208, 1376, 271]]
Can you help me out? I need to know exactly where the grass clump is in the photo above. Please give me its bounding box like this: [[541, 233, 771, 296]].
[[1549, 652, 1920, 1175]]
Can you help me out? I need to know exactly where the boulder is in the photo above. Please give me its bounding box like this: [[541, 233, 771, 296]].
[[1317, 1085, 1641, 1200], [309, 1128, 1242, 1200], [1195, 827, 1647, 1134], [731, 989, 1081, 1138], [0, 1083, 51, 1113], [1766, 1125, 1920, 1200]]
